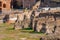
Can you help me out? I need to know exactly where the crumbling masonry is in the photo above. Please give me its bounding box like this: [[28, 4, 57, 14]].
[[12, 10, 60, 35]]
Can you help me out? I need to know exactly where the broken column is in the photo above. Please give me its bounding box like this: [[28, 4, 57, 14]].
[[23, 11, 32, 28], [30, 11, 36, 29], [14, 12, 24, 30], [31, 11, 40, 31], [23, 18, 31, 28], [36, 17, 46, 33]]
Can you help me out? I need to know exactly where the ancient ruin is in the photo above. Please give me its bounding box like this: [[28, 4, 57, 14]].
[[0, 0, 60, 40]]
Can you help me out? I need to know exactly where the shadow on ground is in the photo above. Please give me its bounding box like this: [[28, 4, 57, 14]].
[[21, 27, 43, 34]]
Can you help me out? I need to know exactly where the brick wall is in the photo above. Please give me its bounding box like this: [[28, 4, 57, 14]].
[[0, 0, 11, 12]]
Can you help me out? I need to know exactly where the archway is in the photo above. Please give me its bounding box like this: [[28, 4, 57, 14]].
[[3, 4, 6, 8]]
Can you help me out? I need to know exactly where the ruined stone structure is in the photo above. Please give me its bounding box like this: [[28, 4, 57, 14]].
[[14, 14, 24, 30], [11, 9, 60, 35], [0, 0, 60, 34], [0, 0, 11, 13]]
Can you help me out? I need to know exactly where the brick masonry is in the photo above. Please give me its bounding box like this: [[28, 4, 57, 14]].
[[0, 0, 11, 12]]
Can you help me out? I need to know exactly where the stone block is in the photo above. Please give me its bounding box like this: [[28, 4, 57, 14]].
[[23, 19, 30, 28], [46, 21, 55, 34], [34, 18, 46, 33], [14, 20, 23, 30]]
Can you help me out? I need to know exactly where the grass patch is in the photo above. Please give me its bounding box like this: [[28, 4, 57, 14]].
[[7, 28, 14, 30], [29, 31, 43, 34], [21, 27, 33, 33], [21, 27, 43, 34], [0, 23, 44, 40], [22, 27, 32, 30], [0, 23, 7, 27]]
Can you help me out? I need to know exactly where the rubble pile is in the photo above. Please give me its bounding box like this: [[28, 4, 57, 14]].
[[13, 11, 60, 34], [1, 10, 60, 35]]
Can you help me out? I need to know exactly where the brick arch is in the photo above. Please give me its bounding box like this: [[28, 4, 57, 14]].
[[3, 3, 6, 8]]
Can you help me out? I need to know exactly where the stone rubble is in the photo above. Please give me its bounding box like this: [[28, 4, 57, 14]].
[[1, 10, 60, 35]]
